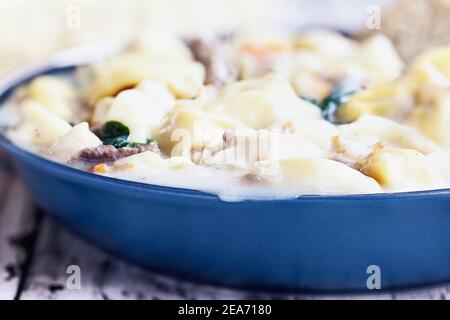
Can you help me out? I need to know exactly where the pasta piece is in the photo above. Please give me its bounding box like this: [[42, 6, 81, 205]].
[[136, 79, 175, 107], [408, 46, 450, 86], [156, 106, 245, 157], [293, 29, 358, 60], [357, 146, 445, 192], [263, 157, 381, 195], [49, 122, 102, 162], [105, 90, 154, 143], [7, 101, 71, 149], [272, 118, 339, 150], [206, 75, 321, 129], [26, 76, 76, 121], [291, 70, 333, 101], [84, 52, 205, 103], [208, 129, 322, 167], [91, 97, 114, 127], [334, 115, 441, 161], [427, 151, 450, 186], [104, 82, 175, 143], [113, 151, 169, 174], [336, 77, 417, 122], [407, 87, 450, 148], [358, 34, 404, 85], [132, 30, 193, 62]]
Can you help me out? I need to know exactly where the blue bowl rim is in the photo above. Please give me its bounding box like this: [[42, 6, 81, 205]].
[[1, 49, 449, 203]]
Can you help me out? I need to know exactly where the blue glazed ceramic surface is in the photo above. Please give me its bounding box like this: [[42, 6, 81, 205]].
[[1, 50, 450, 293]]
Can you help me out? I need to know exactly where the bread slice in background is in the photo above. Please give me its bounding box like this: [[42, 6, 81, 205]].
[[368, 0, 450, 61]]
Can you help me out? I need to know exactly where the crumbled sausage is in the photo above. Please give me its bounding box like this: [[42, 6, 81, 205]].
[[74, 145, 119, 163], [72, 141, 160, 164], [222, 129, 237, 146], [187, 37, 238, 87], [118, 141, 160, 158]]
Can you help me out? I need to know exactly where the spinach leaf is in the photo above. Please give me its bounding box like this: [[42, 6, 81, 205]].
[[100, 121, 129, 141], [320, 84, 359, 123], [301, 96, 321, 107], [99, 121, 151, 148]]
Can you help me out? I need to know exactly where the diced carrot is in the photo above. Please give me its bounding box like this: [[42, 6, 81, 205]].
[[240, 42, 290, 60], [91, 163, 108, 174], [240, 43, 270, 60]]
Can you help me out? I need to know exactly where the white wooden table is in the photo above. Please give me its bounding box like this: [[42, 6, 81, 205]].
[[1, 153, 450, 300]]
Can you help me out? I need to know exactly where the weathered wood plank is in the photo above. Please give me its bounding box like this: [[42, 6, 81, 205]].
[[18, 216, 260, 300], [18, 217, 110, 300], [14, 208, 450, 300], [0, 173, 36, 300], [16, 213, 450, 300]]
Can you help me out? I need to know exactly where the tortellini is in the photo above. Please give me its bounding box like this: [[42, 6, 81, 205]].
[[76, 31, 195, 102], [334, 115, 441, 161], [156, 105, 245, 157], [103, 80, 175, 142], [8, 101, 71, 149], [271, 118, 339, 150], [83, 52, 205, 103], [267, 157, 381, 194], [91, 97, 114, 127], [132, 30, 194, 62], [408, 47, 450, 87], [25, 76, 77, 122], [49, 122, 102, 162], [406, 87, 450, 148], [293, 29, 358, 60], [338, 47, 450, 150], [205, 75, 321, 129], [337, 78, 417, 123], [358, 34, 404, 85], [292, 31, 403, 88], [357, 146, 445, 192], [208, 128, 323, 167], [291, 69, 333, 101], [428, 151, 450, 185]]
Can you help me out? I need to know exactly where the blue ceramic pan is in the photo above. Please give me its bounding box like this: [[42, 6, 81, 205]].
[[1, 44, 450, 294]]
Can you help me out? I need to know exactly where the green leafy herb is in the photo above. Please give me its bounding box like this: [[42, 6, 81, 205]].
[[100, 121, 129, 141], [99, 121, 130, 148], [99, 121, 150, 148], [301, 96, 321, 107], [320, 84, 359, 123]]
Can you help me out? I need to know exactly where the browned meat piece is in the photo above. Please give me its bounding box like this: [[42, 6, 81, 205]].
[[187, 37, 238, 87], [118, 141, 160, 158], [74, 145, 119, 163], [72, 141, 160, 164], [222, 129, 237, 147]]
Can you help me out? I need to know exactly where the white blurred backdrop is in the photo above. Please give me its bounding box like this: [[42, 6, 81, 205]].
[[0, 0, 392, 74]]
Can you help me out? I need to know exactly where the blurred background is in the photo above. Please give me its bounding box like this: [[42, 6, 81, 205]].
[[0, 0, 387, 74], [0, 0, 449, 75]]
